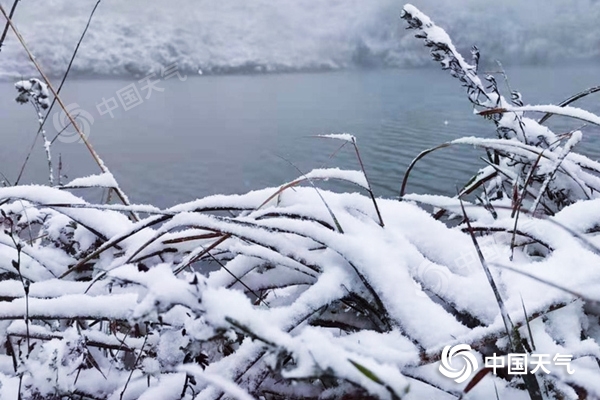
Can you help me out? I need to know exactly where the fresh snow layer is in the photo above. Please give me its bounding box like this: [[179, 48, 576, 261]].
[[0, 178, 599, 398], [63, 172, 118, 189], [316, 133, 356, 143]]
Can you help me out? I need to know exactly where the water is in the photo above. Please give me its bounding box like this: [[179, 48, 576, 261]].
[[1, 65, 600, 209]]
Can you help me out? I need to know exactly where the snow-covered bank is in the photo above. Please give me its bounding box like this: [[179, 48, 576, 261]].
[[1, 0, 600, 79]]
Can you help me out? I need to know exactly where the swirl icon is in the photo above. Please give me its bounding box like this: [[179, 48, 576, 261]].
[[52, 103, 94, 144], [414, 259, 450, 298], [439, 344, 478, 383]]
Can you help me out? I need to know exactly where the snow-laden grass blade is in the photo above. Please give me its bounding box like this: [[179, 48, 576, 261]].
[[458, 196, 514, 344], [539, 85, 600, 125]]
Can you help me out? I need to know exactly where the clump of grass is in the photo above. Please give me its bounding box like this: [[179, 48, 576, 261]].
[[402, 4, 600, 399]]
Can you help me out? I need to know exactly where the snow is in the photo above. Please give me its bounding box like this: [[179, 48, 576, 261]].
[[136, 373, 187, 400], [403, 4, 472, 74], [14, 79, 50, 109], [1, 148, 599, 398], [300, 168, 369, 189], [0, 279, 105, 298], [0, 185, 126, 228], [0, 294, 137, 320], [2, 1, 600, 79], [315, 133, 356, 143], [63, 172, 118, 189], [181, 365, 255, 400], [502, 104, 600, 126]]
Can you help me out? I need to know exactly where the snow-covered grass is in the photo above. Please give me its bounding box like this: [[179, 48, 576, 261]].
[[1, 3, 600, 400]]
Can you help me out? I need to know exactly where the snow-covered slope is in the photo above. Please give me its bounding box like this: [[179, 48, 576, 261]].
[[1, 0, 599, 79]]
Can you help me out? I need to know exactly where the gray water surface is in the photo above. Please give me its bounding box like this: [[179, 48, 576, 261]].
[[1, 66, 600, 208]]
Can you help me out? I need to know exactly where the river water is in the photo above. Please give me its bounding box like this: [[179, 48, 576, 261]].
[[1, 65, 599, 208]]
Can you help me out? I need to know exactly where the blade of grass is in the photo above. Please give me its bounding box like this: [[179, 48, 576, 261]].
[[400, 142, 451, 198], [313, 135, 384, 226], [479, 106, 600, 127], [462, 368, 492, 396], [351, 137, 384, 227], [458, 198, 544, 399], [458, 195, 514, 347], [539, 85, 600, 125], [530, 131, 580, 216], [348, 359, 403, 400], [520, 296, 536, 351], [491, 262, 600, 309], [275, 154, 344, 233], [510, 149, 545, 259]]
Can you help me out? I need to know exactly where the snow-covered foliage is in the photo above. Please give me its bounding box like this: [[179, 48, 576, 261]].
[[399, 4, 600, 398], [401, 4, 600, 217], [14, 79, 50, 110], [1, 4, 600, 400], [14, 79, 55, 187]]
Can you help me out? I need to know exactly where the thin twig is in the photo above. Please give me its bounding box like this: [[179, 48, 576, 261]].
[[119, 332, 148, 400], [351, 137, 384, 227], [0, 0, 18, 51], [48, 1, 101, 144]]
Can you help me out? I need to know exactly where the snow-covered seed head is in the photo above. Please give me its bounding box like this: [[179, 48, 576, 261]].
[[15, 78, 50, 110]]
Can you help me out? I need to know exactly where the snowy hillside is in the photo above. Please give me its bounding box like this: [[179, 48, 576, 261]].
[[1, 0, 600, 79]]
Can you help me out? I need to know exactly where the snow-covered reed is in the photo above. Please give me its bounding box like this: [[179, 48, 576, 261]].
[[1, 4, 600, 400]]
